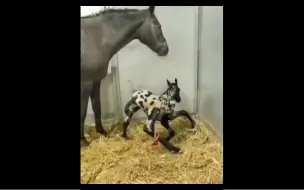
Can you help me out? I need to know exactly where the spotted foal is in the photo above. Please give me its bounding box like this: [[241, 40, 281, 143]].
[[122, 78, 197, 153]]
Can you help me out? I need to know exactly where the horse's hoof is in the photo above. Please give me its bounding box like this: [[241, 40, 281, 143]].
[[122, 135, 132, 141], [97, 130, 108, 137], [81, 139, 90, 148]]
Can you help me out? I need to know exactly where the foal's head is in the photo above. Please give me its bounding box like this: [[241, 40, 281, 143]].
[[166, 78, 181, 103], [137, 6, 169, 56]]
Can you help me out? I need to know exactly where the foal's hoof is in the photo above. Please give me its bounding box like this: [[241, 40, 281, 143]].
[[189, 125, 199, 132], [81, 139, 90, 148], [172, 147, 182, 154]]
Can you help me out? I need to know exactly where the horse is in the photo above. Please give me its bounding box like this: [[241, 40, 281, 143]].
[[81, 6, 169, 147], [122, 78, 198, 153]]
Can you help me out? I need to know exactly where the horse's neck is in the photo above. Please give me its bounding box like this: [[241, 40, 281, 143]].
[[104, 12, 146, 59]]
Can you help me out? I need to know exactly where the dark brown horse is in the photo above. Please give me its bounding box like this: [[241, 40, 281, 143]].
[[81, 7, 169, 148]]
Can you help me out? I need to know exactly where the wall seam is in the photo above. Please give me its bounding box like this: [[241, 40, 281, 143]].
[[195, 6, 203, 114]]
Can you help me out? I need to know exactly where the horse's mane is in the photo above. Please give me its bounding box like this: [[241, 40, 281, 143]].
[[81, 8, 141, 19]]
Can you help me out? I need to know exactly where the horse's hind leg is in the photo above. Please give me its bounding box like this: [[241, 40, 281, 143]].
[[122, 98, 139, 140], [160, 113, 176, 142], [81, 80, 93, 147], [90, 80, 107, 136]]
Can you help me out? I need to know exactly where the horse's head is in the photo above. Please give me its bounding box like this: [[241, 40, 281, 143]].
[[137, 6, 169, 56], [166, 78, 181, 103]]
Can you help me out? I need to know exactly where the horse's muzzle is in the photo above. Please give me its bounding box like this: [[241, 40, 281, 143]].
[[158, 43, 169, 56]]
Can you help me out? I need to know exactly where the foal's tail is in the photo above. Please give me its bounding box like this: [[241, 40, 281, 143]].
[[128, 80, 144, 94]]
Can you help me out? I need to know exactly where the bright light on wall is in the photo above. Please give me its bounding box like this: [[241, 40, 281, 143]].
[[81, 6, 104, 17]]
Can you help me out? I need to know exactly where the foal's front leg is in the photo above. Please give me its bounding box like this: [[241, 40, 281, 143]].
[[143, 108, 181, 153], [90, 81, 107, 136], [171, 110, 197, 130], [160, 113, 176, 142]]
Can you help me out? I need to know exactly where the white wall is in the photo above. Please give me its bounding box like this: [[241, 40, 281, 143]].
[[81, 6, 103, 17], [115, 6, 198, 119], [198, 6, 223, 139], [81, 6, 224, 138]]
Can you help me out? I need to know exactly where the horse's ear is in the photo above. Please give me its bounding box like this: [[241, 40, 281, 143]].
[[149, 6, 155, 15], [175, 78, 178, 85], [167, 79, 171, 86]]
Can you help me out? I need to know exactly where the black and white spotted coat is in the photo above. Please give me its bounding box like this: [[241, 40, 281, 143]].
[[124, 90, 176, 122]]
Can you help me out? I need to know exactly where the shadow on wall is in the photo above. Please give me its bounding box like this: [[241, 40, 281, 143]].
[[199, 89, 223, 138]]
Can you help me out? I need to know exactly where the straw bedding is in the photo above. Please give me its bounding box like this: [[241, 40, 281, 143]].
[[81, 116, 223, 184]]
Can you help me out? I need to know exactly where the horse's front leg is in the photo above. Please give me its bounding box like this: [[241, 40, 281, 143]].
[[171, 110, 197, 130], [90, 80, 107, 136], [81, 80, 93, 147]]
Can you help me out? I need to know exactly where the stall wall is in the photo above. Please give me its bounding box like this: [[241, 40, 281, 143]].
[[198, 6, 223, 139], [115, 6, 198, 120], [81, 6, 224, 139]]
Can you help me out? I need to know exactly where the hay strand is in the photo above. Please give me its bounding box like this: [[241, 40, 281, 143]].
[[81, 116, 223, 184]]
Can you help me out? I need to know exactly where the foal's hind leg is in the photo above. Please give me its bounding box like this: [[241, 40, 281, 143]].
[[160, 113, 176, 142], [171, 110, 197, 130], [90, 80, 107, 136], [122, 102, 140, 140], [81, 80, 94, 147]]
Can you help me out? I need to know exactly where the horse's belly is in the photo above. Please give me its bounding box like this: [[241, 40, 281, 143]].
[[81, 62, 108, 81]]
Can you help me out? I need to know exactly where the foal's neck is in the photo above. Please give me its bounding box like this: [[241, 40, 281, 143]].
[[160, 90, 171, 100], [104, 10, 147, 59]]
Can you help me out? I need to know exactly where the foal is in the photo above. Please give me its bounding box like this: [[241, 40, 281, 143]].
[[122, 78, 197, 153]]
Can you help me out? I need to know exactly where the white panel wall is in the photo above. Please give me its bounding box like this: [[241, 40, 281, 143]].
[[81, 6, 103, 16], [115, 6, 198, 119], [81, 6, 223, 138], [198, 6, 223, 139]]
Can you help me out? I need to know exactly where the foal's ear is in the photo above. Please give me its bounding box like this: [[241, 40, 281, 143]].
[[167, 79, 171, 86], [175, 78, 178, 85], [149, 6, 155, 15]]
